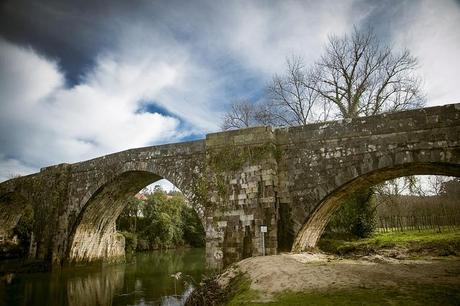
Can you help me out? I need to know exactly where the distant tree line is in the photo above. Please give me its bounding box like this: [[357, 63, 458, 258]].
[[374, 178, 460, 232], [325, 178, 460, 237], [116, 187, 205, 254]]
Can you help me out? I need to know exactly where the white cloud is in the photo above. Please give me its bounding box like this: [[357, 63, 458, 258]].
[[390, 0, 460, 106], [0, 155, 36, 181], [0, 39, 63, 115], [0, 38, 184, 181], [218, 1, 359, 75], [1, 0, 459, 183]]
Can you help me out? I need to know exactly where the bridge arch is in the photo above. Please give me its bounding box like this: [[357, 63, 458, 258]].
[[0, 192, 31, 237], [0, 191, 34, 258], [67, 164, 201, 264], [292, 162, 460, 252]]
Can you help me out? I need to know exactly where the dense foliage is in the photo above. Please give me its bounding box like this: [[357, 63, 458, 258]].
[[0, 205, 34, 259], [13, 205, 34, 255], [325, 188, 376, 239], [117, 187, 205, 252]]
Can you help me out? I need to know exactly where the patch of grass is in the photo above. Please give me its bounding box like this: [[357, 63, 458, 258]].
[[367, 229, 460, 244], [319, 229, 460, 257], [228, 284, 460, 306], [226, 273, 260, 306]]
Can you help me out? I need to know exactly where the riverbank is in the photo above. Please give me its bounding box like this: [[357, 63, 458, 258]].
[[186, 230, 460, 305], [187, 253, 460, 305]]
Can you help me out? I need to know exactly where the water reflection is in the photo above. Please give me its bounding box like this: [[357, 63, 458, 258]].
[[67, 265, 125, 306], [0, 248, 207, 306]]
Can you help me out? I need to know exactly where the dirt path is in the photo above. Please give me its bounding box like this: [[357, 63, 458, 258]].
[[219, 253, 460, 301]]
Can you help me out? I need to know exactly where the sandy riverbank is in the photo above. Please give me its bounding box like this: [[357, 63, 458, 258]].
[[215, 253, 460, 304]]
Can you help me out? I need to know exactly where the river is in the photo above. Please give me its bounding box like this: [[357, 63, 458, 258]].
[[0, 248, 208, 306]]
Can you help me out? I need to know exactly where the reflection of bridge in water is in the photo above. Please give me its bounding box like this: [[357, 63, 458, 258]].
[[67, 265, 125, 306], [1, 249, 206, 305], [0, 263, 125, 305], [1, 103, 459, 267]]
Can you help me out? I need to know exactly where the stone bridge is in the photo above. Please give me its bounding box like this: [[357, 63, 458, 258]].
[[1, 103, 459, 267]]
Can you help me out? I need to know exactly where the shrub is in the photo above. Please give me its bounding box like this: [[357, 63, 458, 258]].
[[326, 188, 376, 238], [120, 231, 137, 254]]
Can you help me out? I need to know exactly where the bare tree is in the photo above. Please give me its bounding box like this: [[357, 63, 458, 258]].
[[441, 178, 460, 200], [222, 27, 424, 131], [221, 27, 428, 237], [376, 177, 417, 197], [221, 100, 259, 130], [7, 173, 22, 180], [263, 56, 329, 126], [426, 176, 452, 196], [314, 27, 425, 119], [222, 58, 327, 130]]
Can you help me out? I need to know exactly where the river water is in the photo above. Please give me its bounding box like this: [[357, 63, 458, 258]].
[[0, 248, 208, 306]]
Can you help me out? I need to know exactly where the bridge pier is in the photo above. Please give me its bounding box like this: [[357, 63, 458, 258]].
[[203, 127, 280, 267]]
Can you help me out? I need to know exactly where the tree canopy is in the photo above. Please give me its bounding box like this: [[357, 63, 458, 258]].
[[117, 187, 205, 252]]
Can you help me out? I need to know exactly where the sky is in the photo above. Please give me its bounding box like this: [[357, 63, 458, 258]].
[[0, 0, 459, 188]]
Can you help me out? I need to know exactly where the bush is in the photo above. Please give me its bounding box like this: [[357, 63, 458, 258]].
[[136, 238, 150, 251], [117, 187, 206, 251], [182, 206, 205, 247], [120, 231, 137, 254], [12, 205, 34, 256], [326, 188, 376, 238]]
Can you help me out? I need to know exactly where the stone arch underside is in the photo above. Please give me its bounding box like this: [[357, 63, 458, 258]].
[[292, 162, 460, 252], [63, 141, 206, 264], [0, 192, 31, 238], [67, 170, 163, 263]]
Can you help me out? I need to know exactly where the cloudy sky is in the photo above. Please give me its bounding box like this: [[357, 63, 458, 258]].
[[0, 0, 459, 184]]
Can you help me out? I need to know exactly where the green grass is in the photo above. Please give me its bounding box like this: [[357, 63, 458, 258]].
[[238, 285, 460, 306], [318, 228, 460, 257], [224, 280, 460, 305], [226, 274, 260, 306], [363, 229, 460, 244], [224, 270, 460, 305], [224, 278, 460, 305]]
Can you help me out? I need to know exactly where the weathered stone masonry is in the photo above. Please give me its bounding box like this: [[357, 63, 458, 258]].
[[1, 103, 459, 267], [281, 104, 460, 251], [204, 127, 280, 266]]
